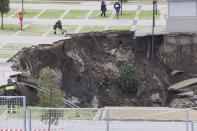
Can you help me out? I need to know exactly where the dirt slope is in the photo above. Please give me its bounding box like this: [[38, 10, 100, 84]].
[[10, 31, 172, 107]]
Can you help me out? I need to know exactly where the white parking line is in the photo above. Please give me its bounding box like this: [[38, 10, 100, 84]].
[[104, 10, 115, 30], [132, 5, 142, 31], [8, 9, 21, 18], [74, 10, 93, 33]]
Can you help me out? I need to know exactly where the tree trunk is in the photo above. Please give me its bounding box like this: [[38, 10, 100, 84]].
[[121, 1, 123, 15], [1, 12, 3, 29], [48, 87, 52, 131], [48, 109, 52, 131]]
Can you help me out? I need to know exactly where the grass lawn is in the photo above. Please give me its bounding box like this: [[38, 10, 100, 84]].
[[0, 107, 5, 114], [139, 10, 160, 19], [64, 10, 89, 19], [80, 26, 104, 33], [64, 25, 77, 34], [2, 43, 31, 50], [89, 10, 113, 19], [63, 109, 97, 120], [39, 10, 65, 19], [109, 26, 131, 30], [31, 108, 97, 120], [4, 9, 18, 17], [8, 107, 24, 119], [13, 9, 41, 18], [0, 107, 25, 119], [48, 25, 77, 36], [0, 24, 20, 35], [113, 11, 136, 19], [19, 25, 49, 36], [0, 43, 30, 58], [0, 49, 19, 58]]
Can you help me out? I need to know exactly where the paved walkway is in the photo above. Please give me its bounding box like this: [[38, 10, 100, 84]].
[[4, 18, 166, 26], [10, 3, 166, 10], [0, 35, 66, 44]]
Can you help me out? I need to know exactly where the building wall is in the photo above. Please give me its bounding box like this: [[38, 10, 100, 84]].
[[168, 1, 197, 17], [167, 0, 197, 32], [167, 17, 197, 32]]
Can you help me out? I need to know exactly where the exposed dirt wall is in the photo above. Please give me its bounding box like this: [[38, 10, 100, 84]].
[[162, 33, 197, 73], [11, 31, 192, 107]]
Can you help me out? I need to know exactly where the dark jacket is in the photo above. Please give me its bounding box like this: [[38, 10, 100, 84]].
[[114, 2, 121, 10], [101, 1, 107, 11], [54, 20, 62, 29]]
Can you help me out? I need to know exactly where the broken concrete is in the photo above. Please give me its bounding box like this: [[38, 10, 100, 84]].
[[169, 78, 197, 91]]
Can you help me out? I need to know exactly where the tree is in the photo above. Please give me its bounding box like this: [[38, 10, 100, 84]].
[[38, 67, 64, 130], [118, 62, 138, 92], [120, 0, 128, 15], [0, 0, 10, 29], [38, 67, 64, 107]]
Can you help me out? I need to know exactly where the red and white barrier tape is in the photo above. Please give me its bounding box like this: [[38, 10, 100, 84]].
[[0, 128, 64, 131], [0, 129, 23, 131], [33, 128, 64, 131]]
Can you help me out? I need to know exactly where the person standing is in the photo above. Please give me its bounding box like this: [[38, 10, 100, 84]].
[[5, 79, 17, 113], [114, 0, 121, 19], [101, 0, 107, 17], [5, 79, 16, 96]]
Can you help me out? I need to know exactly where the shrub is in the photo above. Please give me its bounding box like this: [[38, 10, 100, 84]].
[[118, 62, 138, 92]]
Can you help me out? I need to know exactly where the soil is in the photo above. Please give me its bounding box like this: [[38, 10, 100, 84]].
[[8, 31, 197, 108]]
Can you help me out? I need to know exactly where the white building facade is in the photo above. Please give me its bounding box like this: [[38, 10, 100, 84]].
[[167, 0, 197, 32]]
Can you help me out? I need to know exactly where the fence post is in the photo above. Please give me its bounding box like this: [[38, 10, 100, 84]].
[[191, 121, 194, 131], [23, 96, 27, 131], [28, 108, 32, 131], [185, 109, 189, 131], [106, 109, 109, 131]]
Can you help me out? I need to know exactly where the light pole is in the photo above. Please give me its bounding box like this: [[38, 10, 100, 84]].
[[22, 0, 24, 12], [151, 0, 157, 76]]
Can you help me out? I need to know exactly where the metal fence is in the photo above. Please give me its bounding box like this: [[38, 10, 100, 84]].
[[1, 96, 197, 131], [28, 107, 197, 131], [104, 107, 197, 131], [191, 121, 197, 131], [0, 96, 26, 131], [28, 108, 100, 131]]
